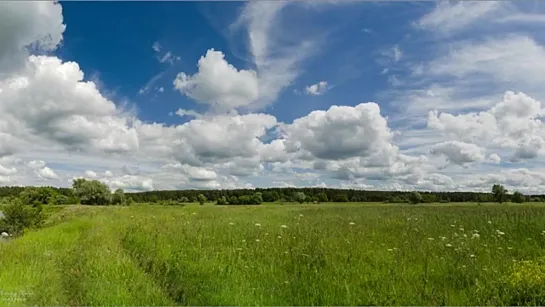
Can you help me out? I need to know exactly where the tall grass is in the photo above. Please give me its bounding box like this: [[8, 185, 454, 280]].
[[1, 203, 545, 305]]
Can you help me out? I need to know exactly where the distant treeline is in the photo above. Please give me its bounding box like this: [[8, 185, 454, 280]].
[[127, 188, 543, 203], [0, 186, 543, 204]]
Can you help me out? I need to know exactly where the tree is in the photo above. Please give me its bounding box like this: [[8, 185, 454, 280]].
[[73, 179, 112, 205], [295, 192, 307, 204], [492, 184, 508, 204], [198, 194, 207, 206], [126, 197, 134, 206], [512, 191, 525, 204], [409, 191, 423, 204], [228, 196, 239, 205], [317, 192, 328, 203], [216, 196, 228, 205], [262, 191, 280, 202], [112, 188, 126, 205], [19, 187, 59, 206], [180, 196, 189, 203], [251, 192, 263, 205]]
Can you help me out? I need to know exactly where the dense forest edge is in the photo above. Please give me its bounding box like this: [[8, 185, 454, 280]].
[[0, 182, 538, 204]]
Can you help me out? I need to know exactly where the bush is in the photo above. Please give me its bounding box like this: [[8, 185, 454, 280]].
[[512, 191, 525, 203], [19, 187, 59, 206], [112, 188, 126, 205], [198, 194, 207, 206], [216, 196, 228, 205], [0, 199, 45, 236], [409, 192, 423, 204], [73, 179, 112, 205]]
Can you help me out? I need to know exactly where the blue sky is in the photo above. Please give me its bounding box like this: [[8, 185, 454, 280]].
[[1, 1, 545, 193]]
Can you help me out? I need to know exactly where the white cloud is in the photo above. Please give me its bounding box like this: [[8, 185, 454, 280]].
[[104, 170, 113, 178], [0, 164, 16, 176], [0, 55, 139, 155], [174, 49, 259, 111], [415, 1, 504, 35], [121, 165, 140, 176], [37, 166, 59, 180], [104, 175, 154, 192], [488, 153, 501, 164], [305, 81, 329, 96], [84, 170, 97, 178], [428, 91, 545, 162], [27, 160, 46, 169], [0, 1, 65, 77], [430, 141, 485, 165], [152, 42, 161, 53]]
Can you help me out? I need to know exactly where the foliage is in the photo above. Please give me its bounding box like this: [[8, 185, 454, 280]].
[[492, 184, 508, 204], [512, 191, 525, 204], [409, 191, 423, 204], [198, 194, 207, 206], [295, 192, 307, 204], [73, 179, 112, 206], [19, 187, 59, 206], [0, 199, 44, 235], [112, 189, 126, 205], [216, 196, 228, 205], [506, 258, 545, 305]]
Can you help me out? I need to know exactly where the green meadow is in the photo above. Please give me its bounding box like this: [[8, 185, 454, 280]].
[[1, 203, 545, 306]]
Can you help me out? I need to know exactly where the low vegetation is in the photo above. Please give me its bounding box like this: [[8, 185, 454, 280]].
[[1, 203, 545, 305]]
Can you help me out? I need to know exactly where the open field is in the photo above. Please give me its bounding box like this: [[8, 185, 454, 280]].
[[1, 203, 545, 305]]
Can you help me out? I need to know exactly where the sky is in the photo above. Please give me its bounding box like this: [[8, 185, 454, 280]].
[[1, 1, 545, 193]]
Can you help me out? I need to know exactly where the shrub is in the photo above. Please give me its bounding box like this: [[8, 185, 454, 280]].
[[409, 192, 423, 204], [112, 188, 126, 205], [73, 179, 112, 205], [512, 191, 525, 203], [198, 194, 207, 206], [0, 199, 44, 236], [216, 196, 228, 205], [19, 187, 59, 206]]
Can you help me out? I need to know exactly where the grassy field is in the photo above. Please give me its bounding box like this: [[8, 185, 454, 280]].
[[1, 202, 545, 305]]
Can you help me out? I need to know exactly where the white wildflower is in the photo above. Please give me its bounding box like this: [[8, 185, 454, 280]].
[[1, 232, 8, 238], [299, 214, 304, 217], [229, 222, 234, 226], [428, 237, 434, 241], [488, 220, 492, 224], [388, 248, 393, 252], [450, 225, 455, 227], [446, 243, 452, 247], [459, 228, 464, 232], [242, 239, 246, 243], [349, 222, 355, 226], [236, 248, 243, 251], [470, 254, 475, 258], [278, 236, 282, 239], [256, 239, 260, 242], [255, 223, 261, 227], [472, 233, 480, 239], [463, 234, 468, 238], [281, 225, 288, 228]]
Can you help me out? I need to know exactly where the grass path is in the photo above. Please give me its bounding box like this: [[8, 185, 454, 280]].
[[1, 203, 545, 305]]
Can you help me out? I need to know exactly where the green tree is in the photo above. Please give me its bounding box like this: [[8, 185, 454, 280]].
[[180, 196, 189, 203], [228, 196, 239, 205], [251, 192, 263, 205], [295, 192, 307, 204], [216, 196, 228, 205], [19, 187, 59, 206], [317, 192, 328, 203], [72, 179, 112, 205], [112, 188, 126, 205], [492, 184, 508, 204], [409, 191, 423, 204], [198, 194, 207, 206], [512, 191, 525, 203], [126, 197, 134, 206]]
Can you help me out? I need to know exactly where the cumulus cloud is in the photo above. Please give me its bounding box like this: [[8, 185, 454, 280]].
[[37, 166, 59, 180], [0, 56, 139, 155], [84, 170, 97, 178], [0, 1, 65, 77], [428, 91, 545, 161], [305, 81, 329, 96], [0, 164, 16, 176], [104, 175, 154, 191], [430, 141, 485, 165], [173, 49, 259, 111]]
